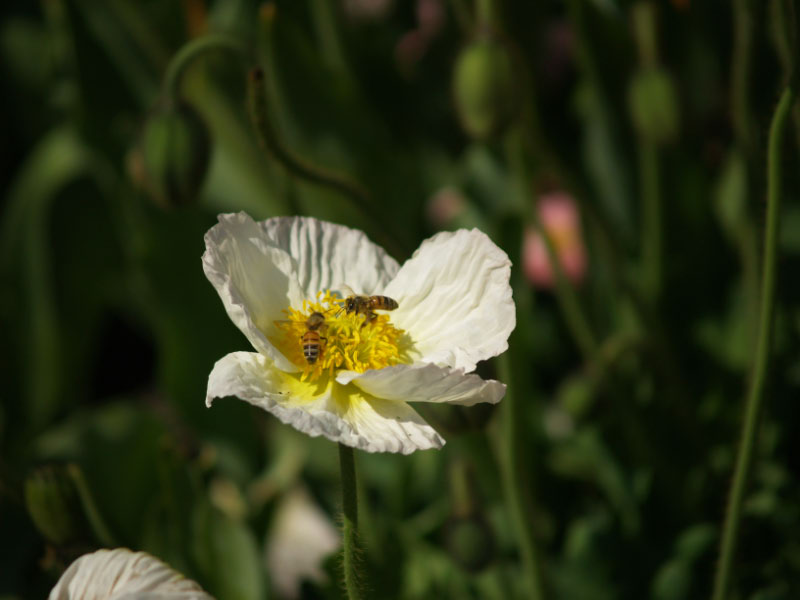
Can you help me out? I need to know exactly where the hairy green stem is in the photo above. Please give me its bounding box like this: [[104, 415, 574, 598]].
[[339, 444, 362, 600], [712, 84, 797, 600], [163, 34, 245, 101], [497, 353, 546, 600]]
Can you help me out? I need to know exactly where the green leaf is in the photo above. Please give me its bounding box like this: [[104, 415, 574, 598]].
[[192, 501, 266, 600]]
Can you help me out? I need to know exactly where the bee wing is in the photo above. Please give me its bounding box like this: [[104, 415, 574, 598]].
[[334, 283, 356, 298]]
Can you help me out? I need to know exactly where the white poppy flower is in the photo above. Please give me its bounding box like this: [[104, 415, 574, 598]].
[[265, 487, 340, 599], [203, 213, 514, 454], [49, 548, 213, 599]]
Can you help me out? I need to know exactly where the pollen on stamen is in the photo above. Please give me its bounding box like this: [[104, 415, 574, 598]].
[[270, 289, 412, 382]]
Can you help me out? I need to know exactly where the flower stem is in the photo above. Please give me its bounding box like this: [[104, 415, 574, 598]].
[[162, 33, 245, 102], [731, 0, 756, 152], [505, 131, 599, 360], [711, 84, 797, 600], [68, 463, 116, 547], [246, 67, 370, 206], [497, 352, 546, 600], [338, 444, 362, 600], [639, 140, 661, 303]]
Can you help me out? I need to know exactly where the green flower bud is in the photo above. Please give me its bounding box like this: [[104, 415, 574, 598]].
[[24, 465, 84, 545], [444, 514, 495, 572], [139, 101, 211, 208], [628, 68, 679, 143], [452, 35, 519, 140]]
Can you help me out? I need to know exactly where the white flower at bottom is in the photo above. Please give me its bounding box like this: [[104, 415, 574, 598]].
[[49, 548, 212, 599], [266, 487, 340, 599], [203, 213, 515, 454]]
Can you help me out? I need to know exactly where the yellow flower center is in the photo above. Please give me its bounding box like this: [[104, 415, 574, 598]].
[[271, 290, 412, 382]]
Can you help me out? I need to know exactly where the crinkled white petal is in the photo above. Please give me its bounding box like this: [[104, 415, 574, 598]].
[[336, 363, 506, 406], [258, 216, 400, 298], [383, 228, 515, 372], [49, 548, 213, 600], [206, 352, 444, 454], [202, 213, 303, 372], [266, 487, 340, 599]]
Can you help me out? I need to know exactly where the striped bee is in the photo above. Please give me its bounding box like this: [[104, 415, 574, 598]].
[[301, 311, 327, 364], [337, 285, 398, 327]]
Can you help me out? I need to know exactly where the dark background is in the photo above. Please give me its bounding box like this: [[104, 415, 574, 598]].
[[2, 0, 800, 598]]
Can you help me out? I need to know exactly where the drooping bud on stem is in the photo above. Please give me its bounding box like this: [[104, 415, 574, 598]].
[[627, 2, 679, 143], [138, 100, 211, 208]]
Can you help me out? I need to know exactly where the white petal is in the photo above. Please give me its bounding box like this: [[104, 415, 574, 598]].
[[202, 213, 303, 372], [207, 352, 444, 454], [49, 548, 213, 600], [338, 363, 505, 406], [384, 228, 515, 372], [266, 487, 340, 599], [258, 216, 400, 297]]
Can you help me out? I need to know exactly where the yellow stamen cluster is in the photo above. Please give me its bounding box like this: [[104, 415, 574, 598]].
[[271, 290, 411, 382]]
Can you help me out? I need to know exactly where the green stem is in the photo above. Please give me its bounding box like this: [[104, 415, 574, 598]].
[[732, 0, 756, 151], [163, 34, 245, 101], [339, 444, 362, 600], [711, 84, 797, 600], [310, 0, 348, 75], [505, 131, 599, 360], [476, 0, 495, 26], [640, 140, 661, 303], [246, 67, 370, 205], [449, 0, 473, 34], [497, 353, 546, 600], [536, 213, 599, 359], [68, 463, 116, 547]]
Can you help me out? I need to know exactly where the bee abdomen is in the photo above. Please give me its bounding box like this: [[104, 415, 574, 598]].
[[302, 332, 321, 364], [375, 296, 398, 310]]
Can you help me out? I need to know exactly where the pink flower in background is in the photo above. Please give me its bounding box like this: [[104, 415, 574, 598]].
[[523, 191, 587, 288], [395, 0, 445, 73], [426, 186, 466, 228]]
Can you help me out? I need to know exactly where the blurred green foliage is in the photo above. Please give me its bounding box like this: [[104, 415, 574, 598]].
[[2, 0, 800, 599]]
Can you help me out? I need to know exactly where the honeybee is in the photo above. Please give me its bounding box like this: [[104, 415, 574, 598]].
[[337, 285, 398, 327], [301, 311, 327, 364]]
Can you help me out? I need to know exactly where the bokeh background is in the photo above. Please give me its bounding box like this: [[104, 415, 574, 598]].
[[2, 0, 800, 598]]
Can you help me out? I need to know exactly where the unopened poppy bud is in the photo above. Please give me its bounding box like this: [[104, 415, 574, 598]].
[[24, 465, 84, 545], [627, 68, 679, 143], [140, 101, 211, 208], [452, 35, 519, 140]]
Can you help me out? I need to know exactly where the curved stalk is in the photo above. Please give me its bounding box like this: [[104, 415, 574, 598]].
[[339, 444, 362, 600], [246, 67, 371, 207], [712, 84, 797, 600], [163, 34, 245, 101]]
